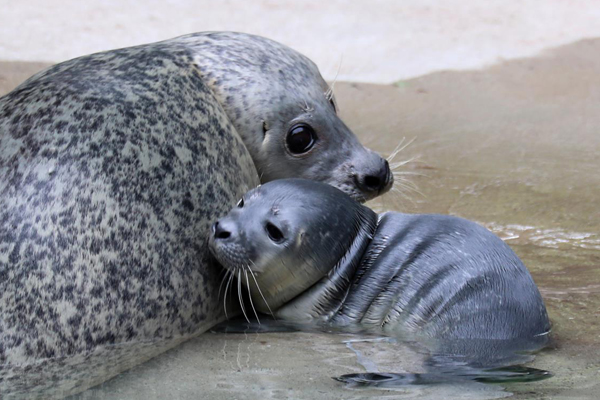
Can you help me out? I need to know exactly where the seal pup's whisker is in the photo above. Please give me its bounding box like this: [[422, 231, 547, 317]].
[[218, 268, 232, 301], [223, 270, 235, 320], [238, 269, 251, 324], [248, 261, 276, 320], [244, 267, 261, 324]]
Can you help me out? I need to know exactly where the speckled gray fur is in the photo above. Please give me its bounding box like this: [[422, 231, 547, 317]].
[[0, 32, 385, 398]]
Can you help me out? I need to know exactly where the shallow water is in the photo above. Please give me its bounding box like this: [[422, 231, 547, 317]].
[[3, 39, 600, 399]]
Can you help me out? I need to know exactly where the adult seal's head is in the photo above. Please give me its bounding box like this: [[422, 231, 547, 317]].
[[185, 32, 393, 201]]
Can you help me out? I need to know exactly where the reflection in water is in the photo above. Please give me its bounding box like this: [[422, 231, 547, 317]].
[[212, 316, 552, 388]]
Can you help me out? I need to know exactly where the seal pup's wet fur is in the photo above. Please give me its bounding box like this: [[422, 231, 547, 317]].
[[209, 179, 551, 376]]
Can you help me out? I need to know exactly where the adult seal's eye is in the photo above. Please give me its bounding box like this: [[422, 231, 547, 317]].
[[286, 123, 317, 154]]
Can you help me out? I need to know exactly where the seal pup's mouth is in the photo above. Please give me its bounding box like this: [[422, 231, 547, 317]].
[[208, 220, 275, 323]]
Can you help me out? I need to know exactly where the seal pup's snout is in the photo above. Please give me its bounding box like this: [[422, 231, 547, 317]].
[[212, 220, 235, 241], [355, 158, 393, 197]]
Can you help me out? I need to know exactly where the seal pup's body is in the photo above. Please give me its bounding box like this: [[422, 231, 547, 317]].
[[210, 179, 550, 345], [0, 33, 391, 397]]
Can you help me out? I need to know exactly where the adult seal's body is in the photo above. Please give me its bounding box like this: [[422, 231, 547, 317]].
[[0, 33, 392, 397], [209, 179, 550, 373]]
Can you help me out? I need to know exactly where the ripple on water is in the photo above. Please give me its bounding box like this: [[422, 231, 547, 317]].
[[480, 222, 600, 251]]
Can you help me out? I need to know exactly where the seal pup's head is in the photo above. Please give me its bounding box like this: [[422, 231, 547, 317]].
[[182, 32, 393, 202], [208, 179, 378, 320]]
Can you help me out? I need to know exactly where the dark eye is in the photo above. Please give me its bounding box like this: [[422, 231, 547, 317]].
[[286, 123, 317, 154], [265, 222, 284, 243], [237, 198, 244, 208]]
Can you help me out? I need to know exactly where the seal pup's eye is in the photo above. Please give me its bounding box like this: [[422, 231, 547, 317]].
[[286, 123, 317, 154], [237, 198, 244, 208], [265, 222, 285, 243]]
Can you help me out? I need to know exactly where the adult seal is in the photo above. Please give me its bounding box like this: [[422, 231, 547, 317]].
[[0, 32, 392, 397], [209, 179, 551, 379]]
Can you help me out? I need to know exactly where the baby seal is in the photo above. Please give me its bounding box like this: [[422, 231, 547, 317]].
[[209, 179, 550, 343]]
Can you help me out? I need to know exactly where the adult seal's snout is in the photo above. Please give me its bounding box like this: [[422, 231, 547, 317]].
[[355, 158, 393, 196]]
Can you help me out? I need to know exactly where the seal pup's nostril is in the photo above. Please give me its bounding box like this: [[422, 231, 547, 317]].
[[214, 221, 232, 240]]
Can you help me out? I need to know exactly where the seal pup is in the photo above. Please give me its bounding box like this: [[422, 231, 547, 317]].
[[0, 32, 391, 397], [209, 179, 551, 380]]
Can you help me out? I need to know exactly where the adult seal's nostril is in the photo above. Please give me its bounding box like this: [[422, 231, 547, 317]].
[[357, 159, 393, 195]]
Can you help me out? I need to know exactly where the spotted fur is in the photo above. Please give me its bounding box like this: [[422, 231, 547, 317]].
[[0, 32, 384, 398]]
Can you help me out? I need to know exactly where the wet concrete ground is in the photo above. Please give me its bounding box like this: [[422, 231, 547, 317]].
[[1, 38, 599, 399]]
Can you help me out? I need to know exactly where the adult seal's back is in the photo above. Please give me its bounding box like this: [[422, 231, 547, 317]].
[[0, 32, 392, 397]]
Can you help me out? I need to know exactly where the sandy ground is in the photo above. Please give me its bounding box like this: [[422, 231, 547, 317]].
[[2, 1, 600, 83]]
